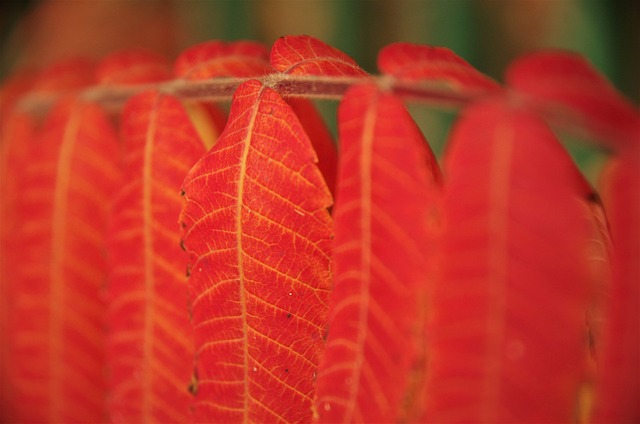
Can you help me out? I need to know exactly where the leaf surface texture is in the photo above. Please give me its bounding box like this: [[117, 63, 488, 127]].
[[506, 51, 640, 149], [424, 99, 591, 423], [106, 91, 204, 423], [593, 147, 640, 422], [378, 42, 500, 92], [270, 35, 367, 77], [315, 83, 440, 423], [9, 98, 119, 422], [181, 79, 333, 423]]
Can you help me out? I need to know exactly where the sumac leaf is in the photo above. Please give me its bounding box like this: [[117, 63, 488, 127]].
[[174, 41, 266, 149], [0, 109, 36, 421], [7, 98, 119, 423], [96, 50, 171, 85], [314, 84, 441, 423], [32, 58, 95, 93], [0, 71, 37, 121], [506, 51, 640, 149], [378, 42, 500, 92], [593, 147, 640, 423], [287, 98, 338, 196], [182, 102, 228, 151], [270, 35, 367, 77], [180, 79, 333, 423], [174, 40, 271, 79], [106, 91, 205, 423], [424, 99, 591, 423]]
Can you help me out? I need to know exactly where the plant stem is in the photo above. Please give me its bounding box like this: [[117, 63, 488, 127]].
[[16, 73, 480, 115]]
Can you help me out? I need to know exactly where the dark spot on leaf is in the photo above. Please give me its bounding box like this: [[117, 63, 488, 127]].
[[286, 313, 292, 319], [188, 371, 198, 396], [180, 189, 186, 196], [285, 368, 289, 373], [185, 264, 191, 277], [179, 239, 186, 251], [587, 191, 601, 205]]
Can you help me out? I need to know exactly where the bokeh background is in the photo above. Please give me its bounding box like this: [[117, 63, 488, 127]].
[[1, 0, 638, 177], [2, 0, 638, 101]]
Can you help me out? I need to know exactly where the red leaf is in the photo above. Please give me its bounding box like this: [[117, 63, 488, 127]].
[[314, 84, 441, 423], [0, 71, 37, 121], [378, 42, 500, 92], [270, 35, 368, 77], [106, 91, 205, 423], [32, 57, 95, 92], [6, 98, 120, 423], [96, 49, 171, 84], [174, 40, 271, 79], [593, 148, 640, 423], [0, 110, 36, 421], [424, 99, 591, 422], [506, 51, 640, 149], [173, 41, 264, 149], [287, 98, 338, 195], [182, 102, 228, 150], [180, 79, 333, 423]]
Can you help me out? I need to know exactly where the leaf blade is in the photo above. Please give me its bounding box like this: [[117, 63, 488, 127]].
[[106, 91, 205, 423], [286, 98, 338, 196], [174, 40, 271, 79], [593, 148, 640, 422], [270, 35, 367, 77], [506, 51, 640, 149], [181, 79, 333, 423], [96, 49, 171, 85], [315, 83, 441, 423], [7, 98, 120, 423], [378, 42, 500, 92], [424, 99, 591, 422]]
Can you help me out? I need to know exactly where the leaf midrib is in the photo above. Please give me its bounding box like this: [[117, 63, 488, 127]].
[[50, 102, 81, 420], [142, 94, 160, 422], [483, 121, 513, 422], [236, 84, 265, 424], [344, 92, 376, 423]]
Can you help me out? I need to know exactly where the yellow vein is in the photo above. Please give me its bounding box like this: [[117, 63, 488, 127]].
[[236, 86, 264, 423], [344, 93, 376, 423], [50, 102, 81, 421], [483, 121, 513, 422], [142, 94, 161, 422]]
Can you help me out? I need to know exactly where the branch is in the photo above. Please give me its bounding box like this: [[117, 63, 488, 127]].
[[16, 73, 481, 115]]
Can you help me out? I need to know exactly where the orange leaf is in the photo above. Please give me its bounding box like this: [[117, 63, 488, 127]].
[[424, 99, 591, 422], [506, 51, 640, 149], [106, 91, 205, 423], [378, 42, 501, 92], [314, 84, 441, 423], [174, 40, 271, 79], [6, 97, 120, 423], [270, 35, 367, 77], [593, 147, 640, 422], [180, 79, 333, 423]]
